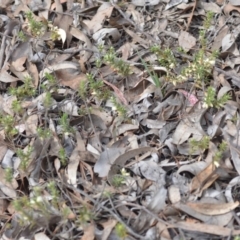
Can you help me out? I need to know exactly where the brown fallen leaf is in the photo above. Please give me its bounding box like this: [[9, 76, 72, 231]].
[[178, 31, 196, 52], [186, 201, 239, 215], [190, 163, 219, 194], [224, 3, 240, 16], [59, 73, 87, 90], [176, 221, 240, 236], [82, 223, 95, 240]]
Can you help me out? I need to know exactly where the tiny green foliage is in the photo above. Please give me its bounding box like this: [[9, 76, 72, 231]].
[[47, 181, 59, 207], [25, 11, 44, 37], [37, 127, 52, 139], [204, 11, 214, 30], [11, 100, 23, 115], [9, 75, 35, 99], [103, 47, 131, 76], [17, 146, 33, 171], [115, 222, 127, 239], [213, 141, 228, 167], [111, 96, 127, 117], [87, 73, 111, 100], [150, 46, 176, 69], [43, 72, 57, 91], [0, 114, 18, 137], [17, 31, 27, 42], [140, 55, 161, 87], [190, 136, 210, 154], [4, 167, 13, 183], [58, 148, 67, 166], [78, 80, 87, 99], [59, 113, 73, 134], [78, 206, 93, 225], [112, 174, 125, 188], [43, 92, 53, 108], [203, 86, 230, 108]]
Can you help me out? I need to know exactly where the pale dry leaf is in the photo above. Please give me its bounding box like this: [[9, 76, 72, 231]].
[[92, 28, 120, 45], [117, 123, 139, 135], [101, 219, 118, 240], [108, 147, 153, 184], [67, 149, 80, 186], [230, 0, 240, 6], [223, 131, 240, 175], [26, 60, 39, 88], [11, 56, 27, 72], [168, 185, 181, 203], [178, 31, 196, 52], [186, 201, 239, 215], [165, 0, 185, 10], [0, 70, 18, 83], [211, 26, 229, 51], [133, 0, 160, 6], [83, 3, 113, 34], [199, 1, 221, 13], [81, 224, 95, 240], [59, 73, 86, 90], [123, 26, 149, 48], [176, 221, 240, 236], [175, 198, 233, 226], [94, 147, 126, 177], [69, 26, 93, 63], [225, 176, 240, 203], [133, 160, 166, 182], [190, 163, 219, 194], [40, 61, 79, 78], [172, 108, 206, 145], [25, 114, 38, 136], [224, 3, 240, 16], [34, 232, 50, 240], [222, 34, 235, 52], [60, 100, 79, 116]]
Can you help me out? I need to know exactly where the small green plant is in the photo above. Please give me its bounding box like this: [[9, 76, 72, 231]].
[[190, 136, 210, 154], [17, 31, 27, 42], [43, 91, 53, 108], [111, 96, 127, 117], [87, 73, 111, 101], [103, 47, 131, 76], [59, 113, 73, 134], [78, 79, 87, 99], [47, 181, 59, 207], [140, 55, 161, 87], [203, 86, 230, 109], [58, 148, 67, 166], [11, 100, 23, 115], [37, 127, 52, 139], [150, 46, 176, 69], [0, 114, 18, 137], [213, 141, 228, 167], [112, 175, 126, 188], [112, 169, 129, 188], [42, 73, 57, 91], [25, 11, 45, 37], [9, 75, 35, 99], [115, 222, 127, 239], [16, 146, 33, 171], [4, 167, 13, 183], [77, 205, 93, 225]]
